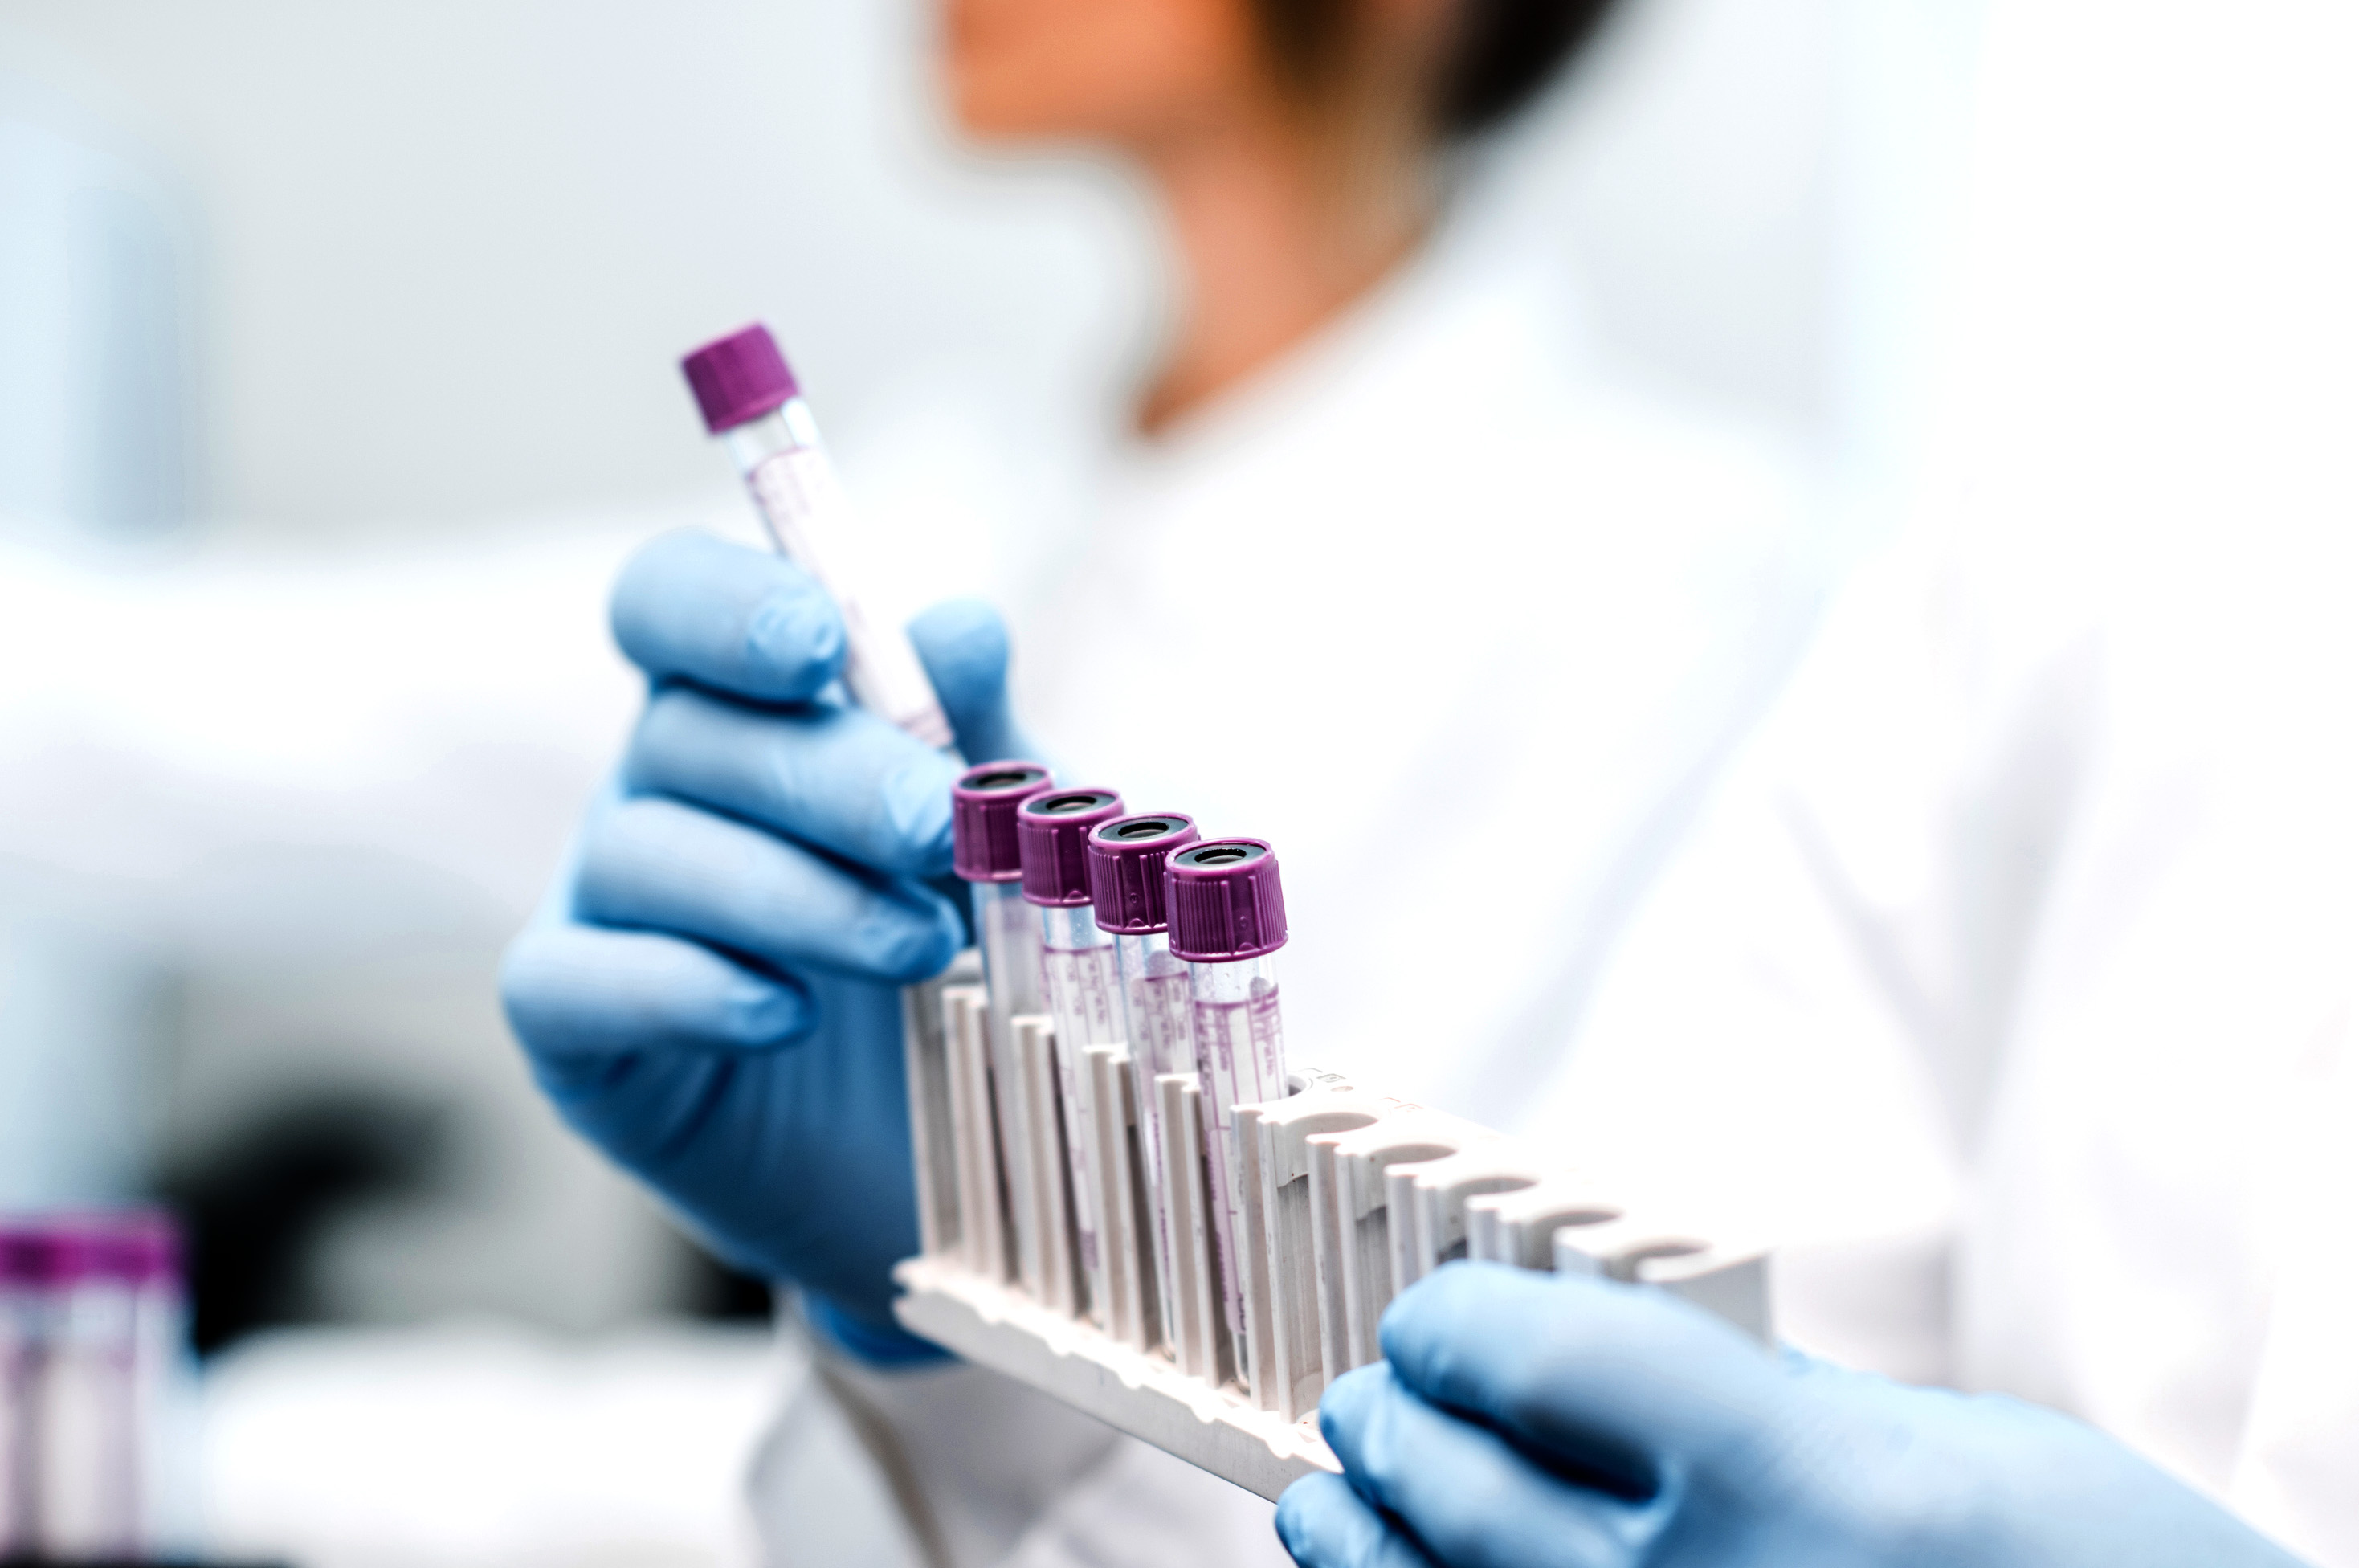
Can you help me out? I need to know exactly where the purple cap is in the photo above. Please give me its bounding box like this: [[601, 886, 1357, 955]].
[[1017, 790, 1128, 907], [681, 323, 801, 435], [953, 762, 1055, 882], [0, 1211, 183, 1289], [92, 1211, 182, 1287], [0, 1225, 96, 1288], [1167, 839, 1288, 962], [0, 1226, 61, 1286], [1088, 814, 1200, 933]]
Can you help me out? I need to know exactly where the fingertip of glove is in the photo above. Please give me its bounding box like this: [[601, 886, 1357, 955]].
[[1277, 1472, 1402, 1568], [867, 898, 966, 984], [703, 965, 816, 1051], [1272, 1472, 1351, 1554], [496, 924, 818, 1059], [908, 598, 1009, 707], [881, 753, 960, 873], [613, 531, 846, 702], [496, 926, 578, 1043], [745, 585, 845, 694], [1318, 1363, 1388, 1439]]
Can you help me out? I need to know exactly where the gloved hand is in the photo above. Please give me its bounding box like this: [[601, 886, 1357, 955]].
[[500, 530, 1031, 1351], [1277, 1262, 2308, 1568]]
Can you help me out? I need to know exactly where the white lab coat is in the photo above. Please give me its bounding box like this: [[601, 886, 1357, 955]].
[[1533, 504, 2359, 1566], [1523, 3, 2359, 1559], [753, 212, 1822, 1565]]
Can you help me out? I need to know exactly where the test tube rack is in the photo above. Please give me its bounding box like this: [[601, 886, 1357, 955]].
[[892, 958, 1771, 1502]]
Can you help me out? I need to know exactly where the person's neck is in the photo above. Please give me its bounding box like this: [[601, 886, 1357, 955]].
[[1133, 106, 1431, 434]]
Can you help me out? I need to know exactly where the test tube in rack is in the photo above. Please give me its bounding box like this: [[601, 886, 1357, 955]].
[[892, 779, 1781, 1501], [951, 761, 1057, 1294], [1016, 789, 1130, 1327], [1165, 839, 1292, 1378], [1086, 812, 1200, 1356]]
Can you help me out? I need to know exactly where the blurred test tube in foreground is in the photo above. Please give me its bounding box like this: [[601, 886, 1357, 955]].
[[0, 1211, 186, 1561]]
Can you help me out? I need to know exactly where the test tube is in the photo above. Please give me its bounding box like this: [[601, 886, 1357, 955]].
[[952, 761, 1057, 1293], [112, 1213, 188, 1556], [1, 1228, 39, 1556], [1166, 839, 1292, 1369], [1015, 788, 1129, 1326], [21, 1223, 140, 1560], [681, 323, 953, 748], [1085, 812, 1200, 1354]]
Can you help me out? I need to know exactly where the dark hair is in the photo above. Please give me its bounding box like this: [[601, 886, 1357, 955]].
[[1251, 0, 1622, 141]]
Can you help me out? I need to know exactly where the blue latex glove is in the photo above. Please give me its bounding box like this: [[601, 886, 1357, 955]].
[[500, 530, 1031, 1350], [1277, 1262, 2308, 1568]]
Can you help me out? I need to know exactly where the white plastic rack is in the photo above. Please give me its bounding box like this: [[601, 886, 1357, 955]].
[[893, 958, 1769, 1502]]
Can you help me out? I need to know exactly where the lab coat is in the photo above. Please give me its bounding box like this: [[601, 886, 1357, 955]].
[[1531, 504, 2359, 1566], [752, 214, 1822, 1565], [1522, 3, 2359, 1559]]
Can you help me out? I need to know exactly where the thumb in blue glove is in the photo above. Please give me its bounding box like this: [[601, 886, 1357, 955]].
[[1277, 1261, 2308, 1568], [500, 530, 1032, 1350]]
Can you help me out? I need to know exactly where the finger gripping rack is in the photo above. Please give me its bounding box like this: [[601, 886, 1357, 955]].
[[893, 957, 1771, 1501]]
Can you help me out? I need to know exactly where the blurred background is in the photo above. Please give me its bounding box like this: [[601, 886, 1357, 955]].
[[0, 0, 1981, 1562]]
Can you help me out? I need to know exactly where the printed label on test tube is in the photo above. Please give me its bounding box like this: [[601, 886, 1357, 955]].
[[1167, 839, 1292, 1361], [1017, 789, 1130, 1327], [952, 762, 1058, 1295], [1087, 812, 1201, 1356], [681, 324, 953, 748]]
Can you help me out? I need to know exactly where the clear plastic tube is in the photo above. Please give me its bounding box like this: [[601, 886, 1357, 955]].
[[124, 1217, 192, 1555], [721, 401, 953, 747], [1, 1264, 34, 1555], [972, 877, 1047, 1292], [35, 1266, 138, 1558], [1190, 951, 1286, 1344], [2, 1216, 187, 1562], [1114, 929, 1193, 1350], [1039, 902, 1122, 1323]]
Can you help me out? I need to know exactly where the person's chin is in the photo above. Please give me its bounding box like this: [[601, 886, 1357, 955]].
[[945, 88, 1091, 146]]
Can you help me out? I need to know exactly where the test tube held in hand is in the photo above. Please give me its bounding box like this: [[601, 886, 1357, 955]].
[[953, 762, 1058, 1296], [1016, 789, 1130, 1326], [681, 324, 953, 748], [1087, 812, 1200, 1354], [1167, 839, 1291, 1362]]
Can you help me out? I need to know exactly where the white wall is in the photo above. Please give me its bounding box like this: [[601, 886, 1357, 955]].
[[0, 0, 1844, 541]]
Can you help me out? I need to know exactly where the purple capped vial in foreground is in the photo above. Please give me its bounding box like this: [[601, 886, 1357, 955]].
[[1165, 839, 1291, 1346], [1, 1210, 186, 1556], [1167, 839, 1288, 962], [680, 322, 950, 748]]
